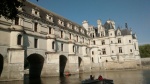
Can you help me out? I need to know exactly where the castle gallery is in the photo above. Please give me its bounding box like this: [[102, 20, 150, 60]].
[[0, 1, 141, 80]]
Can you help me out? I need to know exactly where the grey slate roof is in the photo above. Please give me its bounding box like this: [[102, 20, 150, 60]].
[[21, 1, 89, 37], [121, 28, 131, 35]]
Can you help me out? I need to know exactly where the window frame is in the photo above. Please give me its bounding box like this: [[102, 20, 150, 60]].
[[34, 38, 38, 48], [17, 34, 22, 45]]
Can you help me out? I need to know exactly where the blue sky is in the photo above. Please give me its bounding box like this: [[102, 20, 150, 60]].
[[29, 0, 150, 45]]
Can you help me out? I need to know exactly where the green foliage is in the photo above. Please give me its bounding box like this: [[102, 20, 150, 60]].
[[139, 44, 150, 58], [0, 0, 24, 20], [0, 0, 40, 20]]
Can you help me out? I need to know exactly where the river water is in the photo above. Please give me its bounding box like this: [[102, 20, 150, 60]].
[[0, 69, 150, 84]]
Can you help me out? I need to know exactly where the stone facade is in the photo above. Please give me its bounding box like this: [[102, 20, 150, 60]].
[[0, 1, 141, 80]]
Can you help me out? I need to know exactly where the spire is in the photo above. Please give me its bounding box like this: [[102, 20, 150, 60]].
[[125, 23, 128, 29]]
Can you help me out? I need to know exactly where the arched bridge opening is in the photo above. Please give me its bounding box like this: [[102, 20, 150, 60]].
[[0, 54, 3, 77], [59, 55, 67, 77], [27, 53, 44, 79]]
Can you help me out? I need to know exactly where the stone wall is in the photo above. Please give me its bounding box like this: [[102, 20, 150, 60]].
[[141, 58, 150, 69], [101, 61, 139, 70]]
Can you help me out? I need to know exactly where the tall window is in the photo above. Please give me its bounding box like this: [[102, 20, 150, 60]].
[[112, 50, 114, 53], [73, 45, 75, 52], [93, 33, 94, 38], [34, 38, 38, 48], [76, 35, 78, 42], [129, 40, 131, 43], [119, 47, 122, 53], [118, 38, 121, 43], [83, 37, 84, 43], [69, 33, 71, 39], [61, 31, 63, 38], [102, 49, 106, 54], [52, 41, 55, 49], [77, 46, 79, 53], [111, 41, 113, 44], [102, 40, 105, 45], [15, 17, 19, 25], [34, 22, 38, 32], [93, 40, 95, 45], [134, 43, 136, 50], [17, 34, 22, 45], [61, 43, 63, 51], [92, 57, 94, 63], [49, 27, 51, 34], [92, 51, 94, 55], [101, 32, 104, 36], [130, 49, 132, 52]]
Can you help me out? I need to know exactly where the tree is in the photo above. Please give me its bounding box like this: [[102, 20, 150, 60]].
[[0, 0, 39, 20], [139, 44, 150, 58], [0, 0, 25, 20]]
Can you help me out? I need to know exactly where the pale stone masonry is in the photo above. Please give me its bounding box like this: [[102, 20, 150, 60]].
[[0, 1, 141, 80]]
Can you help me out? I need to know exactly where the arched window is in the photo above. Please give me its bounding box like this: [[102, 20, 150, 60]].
[[17, 34, 22, 45], [52, 41, 55, 49]]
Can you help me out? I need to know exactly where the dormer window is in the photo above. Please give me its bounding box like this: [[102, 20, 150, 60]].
[[82, 30, 85, 34], [46, 15, 53, 22], [58, 19, 64, 26], [67, 23, 72, 29], [74, 26, 79, 32], [35, 11, 37, 15], [117, 30, 121, 36], [80, 29, 85, 34], [32, 9, 40, 17], [101, 32, 104, 37]]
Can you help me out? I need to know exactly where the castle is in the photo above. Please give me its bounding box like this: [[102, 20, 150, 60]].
[[0, 1, 141, 80]]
